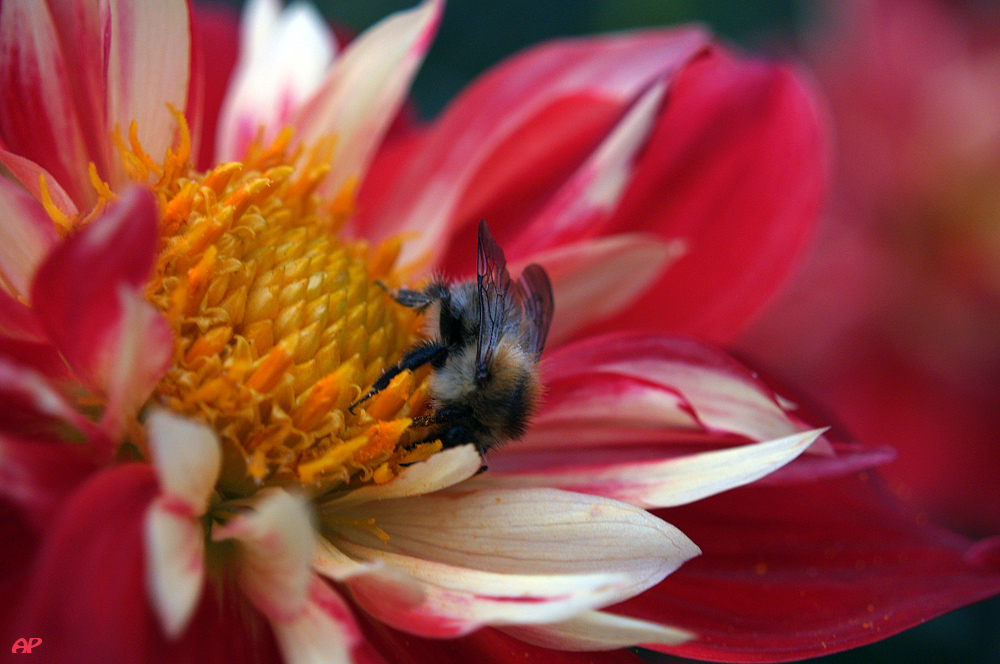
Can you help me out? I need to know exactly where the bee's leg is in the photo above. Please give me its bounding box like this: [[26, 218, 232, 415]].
[[410, 406, 471, 429], [349, 341, 448, 413], [380, 281, 450, 311]]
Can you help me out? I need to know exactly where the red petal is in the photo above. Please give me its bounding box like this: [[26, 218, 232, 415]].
[[189, 3, 241, 169], [16, 463, 284, 664], [611, 473, 1000, 662], [30, 188, 167, 395], [592, 50, 827, 344], [358, 28, 710, 269]]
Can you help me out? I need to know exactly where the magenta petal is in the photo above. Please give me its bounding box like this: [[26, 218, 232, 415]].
[[16, 463, 284, 664], [596, 50, 827, 344], [612, 473, 1000, 662], [30, 188, 168, 396]]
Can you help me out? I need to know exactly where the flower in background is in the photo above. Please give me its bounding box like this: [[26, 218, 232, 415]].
[[0, 2, 998, 664], [738, 0, 1000, 538]]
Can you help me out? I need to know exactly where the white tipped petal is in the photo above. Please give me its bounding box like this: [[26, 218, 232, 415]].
[[146, 409, 220, 513], [473, 429, 825, 508], [144, 498, 207, 638], [501, 610, 694, 651], [270, 577, 371, 664], [213, 489, 314, 622], [517, 235, 685, 347], [322, 444, 482, 508], [297, 0, 442, 197], [328, 487, 698, 635], [216, 0, 336, 161]]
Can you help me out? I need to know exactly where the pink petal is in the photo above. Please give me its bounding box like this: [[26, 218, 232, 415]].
[[144, 495, 207, 638], [296, 0, 443, 201], [595, 50, 827, 344], [16, 462, 285, 663], [0, 0, 94, 206], [531, 332, 823, 449], [500, 610, 692, 651], [105, 0, 191, 190], [0, 149, 78, 220], [613, 473, 1000, 661], [358, 27, 709, 268], [30, 187, 172, 432], [0, 176, 59, 298]]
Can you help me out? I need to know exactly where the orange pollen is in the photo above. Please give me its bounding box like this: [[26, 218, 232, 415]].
[[105, 113, 436, 495]]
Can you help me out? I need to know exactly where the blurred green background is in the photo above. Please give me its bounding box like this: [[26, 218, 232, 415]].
[[219, 1, 1000, 662]]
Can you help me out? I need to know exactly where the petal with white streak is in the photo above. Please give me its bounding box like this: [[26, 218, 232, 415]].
[[471, 429, 824, 509], [215, 0, 336, 161], [213, 489, 314, 622], [296, 0, 442, 199], [516, 235, 685, 347], [328, 487, 698, 636], [0, 176, 59, 297], [145, 408, 221, 513], [321, 444, 481, 508], [105, 0, 190, 189], [509, 80, 669, 255], [144, 496, 207, 638], [270, 576, 377, 664], [501, 610, 693, 651]]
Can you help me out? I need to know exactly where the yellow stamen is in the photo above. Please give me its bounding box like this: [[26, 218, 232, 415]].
[[37, 175, 72, 234]]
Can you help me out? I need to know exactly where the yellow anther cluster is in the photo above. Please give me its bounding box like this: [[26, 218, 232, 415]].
[[121, 119, 436, 496]]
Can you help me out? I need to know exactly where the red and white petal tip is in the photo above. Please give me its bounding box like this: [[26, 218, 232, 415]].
[[472, 429, 824, 509], [145, 494, 207, 638], [215, 0, 336, 162], [297, 0, 442, 199], [0, 176, 59, 298], [328, 487, 698, 637], [212, 489, 314, 623]]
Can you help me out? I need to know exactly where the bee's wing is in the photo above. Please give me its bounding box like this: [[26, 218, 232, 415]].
[[476, 220, 512, 378], [515, 263, 554, 358]]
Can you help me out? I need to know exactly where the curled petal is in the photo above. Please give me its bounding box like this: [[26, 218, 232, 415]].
[[473, 430, 824, 509], [31, 188, 172, 430], [514, 234, 684, 347], [322, 444, 482, 508], [215, 0, 336, 162], [360, 27, 709, 268], [331, 487, 698, 636], [500, 610, 693, 651], [296, 0, 443, 200], [532, 332, 825, 449], [212, 489, 314, 623]]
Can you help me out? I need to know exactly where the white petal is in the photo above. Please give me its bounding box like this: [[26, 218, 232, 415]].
[[146, 408, 220, 514], [296, 0, 442, 198], [501, 610, 694, 651], [329, 487, 698, 634], [212, 489, 314, 622], [471, 429, 825, 508], [320, 444, 482, 508], [144, 497, 206, 638], [514, 235, 685, 347], [270, 576, 371, 664], [216, 0, 336, 161]]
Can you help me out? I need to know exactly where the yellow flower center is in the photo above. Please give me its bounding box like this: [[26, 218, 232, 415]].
[[66, 114, 441, 496]]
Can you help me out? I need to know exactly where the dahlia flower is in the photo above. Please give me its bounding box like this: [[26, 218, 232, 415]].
[[1, 1, 998, 664]]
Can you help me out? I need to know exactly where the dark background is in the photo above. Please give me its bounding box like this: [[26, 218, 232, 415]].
[[222, 1, 1000, 662]]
